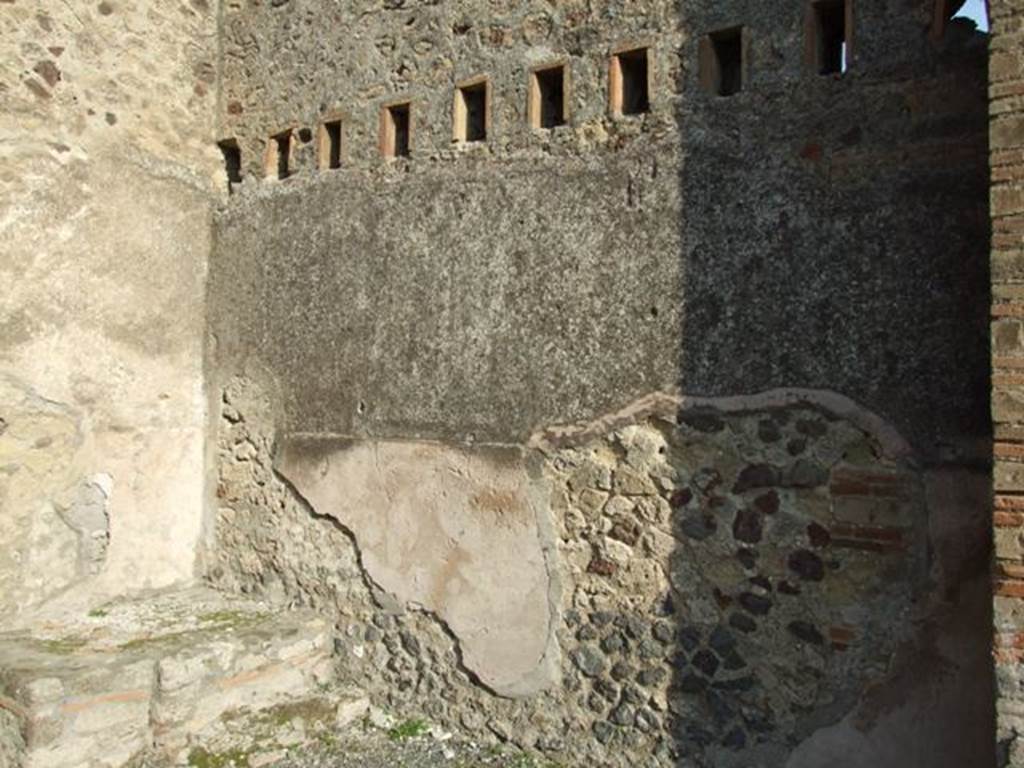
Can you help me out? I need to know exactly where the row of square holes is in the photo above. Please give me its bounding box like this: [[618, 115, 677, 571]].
[[218, 1, 852, 187]]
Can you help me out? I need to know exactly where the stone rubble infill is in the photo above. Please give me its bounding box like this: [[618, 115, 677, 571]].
[[0, 587, 365, 768], [272, 725, 566, 768]]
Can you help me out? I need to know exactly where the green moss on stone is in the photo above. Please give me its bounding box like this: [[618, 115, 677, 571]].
[[36, 637, 88, 654], [117, 630, 196, 652], [198, 610, 263, 627]]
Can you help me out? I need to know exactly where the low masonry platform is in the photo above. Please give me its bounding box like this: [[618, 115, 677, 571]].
[[0, 587, 367, 768]]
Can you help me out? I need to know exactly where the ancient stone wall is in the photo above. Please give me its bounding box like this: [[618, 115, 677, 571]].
[[678, 0, 990, 455], [210, 0, 989, 452], [211, 380, 993, 767], [0, 0, 219, 620], [205, 0, 995, 765], [990, 0, 1024, 765], [211, 0, 685, 444]]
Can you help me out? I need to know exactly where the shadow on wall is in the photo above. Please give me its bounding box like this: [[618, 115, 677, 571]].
[[668, 0, 992, 765], [202, 0, 994, 764]]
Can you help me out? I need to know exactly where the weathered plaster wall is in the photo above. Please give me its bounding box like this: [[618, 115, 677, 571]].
[[278, 437, 559, 699], [211, 0, 988, 454], [206, 0, 993, 765], [211, 0, 685, 444], [0, 0, 218, 619]]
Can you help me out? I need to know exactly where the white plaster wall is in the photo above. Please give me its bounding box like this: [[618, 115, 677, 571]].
[[0, 0, 219, 619], [278, 438, 560, 698]]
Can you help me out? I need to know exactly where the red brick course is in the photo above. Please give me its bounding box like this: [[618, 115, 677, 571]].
[[830, 467, 911, 498]]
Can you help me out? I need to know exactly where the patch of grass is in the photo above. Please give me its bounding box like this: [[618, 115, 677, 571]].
[[387, 718, 429, 741], [186, 747, 251, 768], [258, 698, 335, 729], [87, 608, 108, 618], [508, 754, 565, 768], [452, 749, 565, 768], [315, 730, 340, 749]]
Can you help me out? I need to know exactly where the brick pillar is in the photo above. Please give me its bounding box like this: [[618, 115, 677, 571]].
[[992, 1, 1024, 763]]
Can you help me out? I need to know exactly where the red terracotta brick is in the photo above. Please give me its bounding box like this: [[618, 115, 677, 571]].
[[832, 538, 902, 553], [830, 523, 905, 543], [998, 562, 1024, 580], [994, 215, 1024, 234], [829, 626, 855, 642], [800, 142, 823, 162], [993, 149, 1024, 167], [830, 467, 909, 499], [992, 81, 1024, 99], [993, 303, 1024, 317], [994, 579, 1024, 598], [995, 647, 1024, 664], [829, 626, 855, 651], [587, 558, 617, 577], [995, 234, 1024, 249], [996, 511, 1024, 528], [996, 495, 1024, 511], [995, 631, 1024, 649], [993, 166, 1024, 184], [996, 442, 1024, 459]]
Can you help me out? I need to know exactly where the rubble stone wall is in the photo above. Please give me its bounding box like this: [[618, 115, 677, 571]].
[[211, 379, 992, 767]]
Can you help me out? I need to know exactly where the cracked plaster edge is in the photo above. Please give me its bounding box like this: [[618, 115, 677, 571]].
[[527, 387, 916, 463], [273, 455, 515, 700], [269, 433, 562, 698], [493, 450, 564, 700], [272, 389, 914, 464], [273, 438, 560, 700]]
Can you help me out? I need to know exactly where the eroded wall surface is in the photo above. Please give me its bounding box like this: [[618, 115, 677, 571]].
[[207, 0, 993, 765], [211, 0, 988, 452], [0, 0, 218, 619]]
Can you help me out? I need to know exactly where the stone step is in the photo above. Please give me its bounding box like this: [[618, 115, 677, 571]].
[[0, 587, 367, 768]]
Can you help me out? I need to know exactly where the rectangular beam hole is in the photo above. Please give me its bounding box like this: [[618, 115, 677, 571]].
[[813, 0, 848, 74], [382, 102, 411, 159], [266, 130, 292, 180], [217, 139, 242, 191], [710, 28, 744, 96], [319, 119, 342, 170], [531, 65, 567, 129], [455, 80, 489, 143], [612, 48, 651, 115]]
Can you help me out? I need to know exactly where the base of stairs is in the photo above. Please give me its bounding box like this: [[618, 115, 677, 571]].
[[0, 587, 367, 768]]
